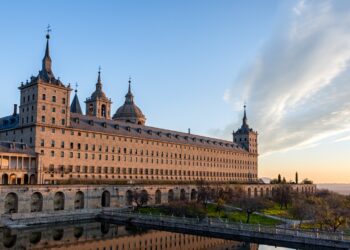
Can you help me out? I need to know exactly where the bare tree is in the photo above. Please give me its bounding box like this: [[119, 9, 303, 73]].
[[238, 197, 272, 223]]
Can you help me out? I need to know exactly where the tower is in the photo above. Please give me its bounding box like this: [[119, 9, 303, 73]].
[[233, 105, 258, 154], [18, 30, 72, 134], [85, 69, 112, 119], [113, 78, 146, 125]]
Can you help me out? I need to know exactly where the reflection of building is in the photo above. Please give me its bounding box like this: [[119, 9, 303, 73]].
[[0, 221, 257, 250], [0, 141, 38, 184], [0, 33, 258, 185]]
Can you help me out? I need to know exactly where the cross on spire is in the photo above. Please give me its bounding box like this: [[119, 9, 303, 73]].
[[75, 82, 78, 93], [46, 24, 51, 39]]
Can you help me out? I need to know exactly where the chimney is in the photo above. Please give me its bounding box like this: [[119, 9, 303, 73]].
[[13, 104, 17, 116]]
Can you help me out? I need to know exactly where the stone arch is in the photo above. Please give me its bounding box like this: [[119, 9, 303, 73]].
[[29, 232, 41, 244], [3, 229, 17, 248], [5, 192, 18, 214], [168, 189, 174, 202], [9, 174, 16, 184], [265, 188, 270, 197], [31, 192, 43, 212], [54, 192, 65, 211], [254, 188, 258, 197], [52, 229, 64, 241], [190, 189, 197, 201], [29, 174, 36, 184], [155, 189, 161, 204], [247, 188, 252, 198], [260, 188, 264, 197], [75, 191, 84, 209], [101, 190, 110, 207], [180, 189, 186, 201], [2, 174, 8, 185], [74, 227, 84, 239], [101, 222, 110, 234], [141, 189, 149, 205], [24, 174, 29, 184], [126, 190, 133, 206]]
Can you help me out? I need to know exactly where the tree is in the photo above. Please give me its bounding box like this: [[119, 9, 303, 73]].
[[238, 197, 272, 223], [216, 198, 225, 215], [323, 193, 350, 232], [273, 184, 292, 209], [295, 172, 298, 184], [132, 190, 149, 207], [278, 174, 281, 183], [290, 195, 315, 227]]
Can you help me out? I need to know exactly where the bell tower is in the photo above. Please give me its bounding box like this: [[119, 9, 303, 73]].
[[18, 28, 72, 130], [85, 68, 112, 119], [233, 105, 258, 154]]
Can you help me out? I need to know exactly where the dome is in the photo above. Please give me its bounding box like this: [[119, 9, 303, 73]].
[[113, 80, 146, 125]]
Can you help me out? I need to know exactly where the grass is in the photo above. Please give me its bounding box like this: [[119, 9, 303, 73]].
[[135, 203, 281, 226], [263, 203, 294, 219]]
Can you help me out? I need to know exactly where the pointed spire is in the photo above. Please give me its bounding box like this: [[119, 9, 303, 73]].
[[42, 25, 52, 73], [96, 66, 102, 91], [70, 83, 83, 115], [125, 77, 134, 104], [243, 104, 247, 125], [241, 104, 249, 131]]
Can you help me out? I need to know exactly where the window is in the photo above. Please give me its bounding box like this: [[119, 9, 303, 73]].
[[62, 98, 66, 104], [51, 118, 55, 124], [41, 116, 45, 123], [42, 94, 46, 100], [52, 96, 56, 102], [61, 119, 65, 125], [52, 107, 56, 112], [40, 139, 45, 147], [51, 151, 55, 157], [51, 140, 55, 147]]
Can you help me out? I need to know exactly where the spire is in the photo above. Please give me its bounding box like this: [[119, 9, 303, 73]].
[[42, 25, 52, 74], [243, 104, 247, 125], [125, 77, 134, 104], [39, 25, 56, 82], [241, 104, 249, 131], [70, 83, 83, 115], [96, 66, 102, 91]]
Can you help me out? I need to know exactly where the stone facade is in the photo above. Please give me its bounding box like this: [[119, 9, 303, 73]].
[[0, 34, 258, 185]]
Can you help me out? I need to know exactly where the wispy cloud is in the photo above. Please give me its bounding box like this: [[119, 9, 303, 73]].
[[213, 0, 350, 155]]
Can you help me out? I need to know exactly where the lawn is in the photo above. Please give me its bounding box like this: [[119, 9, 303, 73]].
[[263, 203, 294, 219], [135, 204, 281, 226]]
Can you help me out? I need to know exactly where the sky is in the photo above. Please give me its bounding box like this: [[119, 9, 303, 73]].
[[0, 0, 349, 183]]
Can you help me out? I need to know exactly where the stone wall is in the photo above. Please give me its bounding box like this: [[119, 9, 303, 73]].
[[0, 183, 316, 215]]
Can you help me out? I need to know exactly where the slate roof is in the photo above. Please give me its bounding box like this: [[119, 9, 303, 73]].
[[0, 141, 36, 156], [70, 113, 247, 152]]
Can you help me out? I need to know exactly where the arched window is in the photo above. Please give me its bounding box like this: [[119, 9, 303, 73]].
[[5, 193, 18, 214], [101, 104, 106, 117], [54, 192, 65, 210], [31, 192, 43, 212]]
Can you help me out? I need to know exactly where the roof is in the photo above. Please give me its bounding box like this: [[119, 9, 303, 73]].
[[0, 114, 19, 130], [0, 141, 36, 156], [70, 113, 247, 153], [70, 93, 83, 115]]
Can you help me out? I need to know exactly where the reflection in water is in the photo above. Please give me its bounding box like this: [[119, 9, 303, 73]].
[[0, 220, 292, 250]]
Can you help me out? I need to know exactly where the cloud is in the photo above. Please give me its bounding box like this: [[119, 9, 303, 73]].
[[214, 0, 350, 155]]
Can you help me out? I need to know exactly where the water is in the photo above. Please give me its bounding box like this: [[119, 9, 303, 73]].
[[0, 220, 296, 250]]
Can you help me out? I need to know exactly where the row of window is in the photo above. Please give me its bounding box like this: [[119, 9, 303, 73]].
[[39, 127, 252, 157], [45, 164, 257, 178], [22, 93, 66, 104], [41, 140, 255, 164]]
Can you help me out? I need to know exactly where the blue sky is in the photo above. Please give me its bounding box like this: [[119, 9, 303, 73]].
[[0, 0, 349, 183]]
